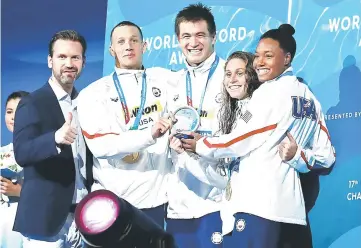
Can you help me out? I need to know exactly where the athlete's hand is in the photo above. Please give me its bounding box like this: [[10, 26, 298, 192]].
[[279, 131, 298, 161], [151, 113, 175, 139], [169, 134, 184, 154], [0, 176, 21, 197], [182, 131, 202, 153]]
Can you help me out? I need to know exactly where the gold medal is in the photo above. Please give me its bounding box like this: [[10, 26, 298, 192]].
[[122, 152, 140, 164], [225, 181, 232, 201]]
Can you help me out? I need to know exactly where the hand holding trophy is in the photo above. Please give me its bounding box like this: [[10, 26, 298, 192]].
[[170, 106, 202, 153]]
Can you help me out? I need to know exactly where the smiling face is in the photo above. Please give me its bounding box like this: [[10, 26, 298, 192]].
[[48, 39, 84, 92], [177, 20, 215, 66], [224, 58, 249, 100], [109, 25, 146, 70], [253, 38, 291, 82]]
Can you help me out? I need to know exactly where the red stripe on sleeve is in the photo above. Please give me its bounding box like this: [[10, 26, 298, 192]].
[[82, 130, 120, 139], [203, 124, 277, 148]]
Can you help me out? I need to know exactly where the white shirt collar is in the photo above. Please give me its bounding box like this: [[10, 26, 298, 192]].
[[48, 77, 77, 101], [48, 77, 70, 101], [185, 52, 217, 73]]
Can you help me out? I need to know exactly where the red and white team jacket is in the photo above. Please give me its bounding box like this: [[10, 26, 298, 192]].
[[77, 67, 175, 209], [195, 68, 336, 231]]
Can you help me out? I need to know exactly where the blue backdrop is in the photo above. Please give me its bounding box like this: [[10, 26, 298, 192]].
[[1, 0, 107, 144], [1, 0, 361, 247]]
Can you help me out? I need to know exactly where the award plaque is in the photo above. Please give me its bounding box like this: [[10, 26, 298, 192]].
[[172, 106, 200, 133]]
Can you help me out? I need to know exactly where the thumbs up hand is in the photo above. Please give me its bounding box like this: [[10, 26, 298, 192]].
[[279, 131, 298, 161], [55, 112, 77, 145]]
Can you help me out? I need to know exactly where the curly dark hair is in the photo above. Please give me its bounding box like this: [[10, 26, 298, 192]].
[[218, 51, 261, 135], [260, 24, 296, 62]]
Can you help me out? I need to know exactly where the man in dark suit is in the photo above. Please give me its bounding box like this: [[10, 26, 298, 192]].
[[13, 30, 93, 248]]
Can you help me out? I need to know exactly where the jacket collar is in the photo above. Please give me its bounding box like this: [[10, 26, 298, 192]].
[[237, 97, 250, 108], [185, 52, 217, 74], [264, 67, 294, 84], [114, 65, 145, 76]]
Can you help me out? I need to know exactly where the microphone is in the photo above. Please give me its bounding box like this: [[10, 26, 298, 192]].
[[75, 189, 176, 248]]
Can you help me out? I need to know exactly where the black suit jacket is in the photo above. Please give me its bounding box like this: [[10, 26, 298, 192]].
[[12, 82, 93, 237]]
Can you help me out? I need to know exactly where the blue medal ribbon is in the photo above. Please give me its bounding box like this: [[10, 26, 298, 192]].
[[112, 71, 147, 130], [227, 157, 240, 181], [185, 55, 220, 117]]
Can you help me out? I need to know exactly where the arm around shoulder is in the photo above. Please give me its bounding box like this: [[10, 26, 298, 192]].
[[287, 112, 336, 173]]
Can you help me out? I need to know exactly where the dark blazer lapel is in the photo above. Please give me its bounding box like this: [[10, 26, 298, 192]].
[[41, 82, 65, 125]]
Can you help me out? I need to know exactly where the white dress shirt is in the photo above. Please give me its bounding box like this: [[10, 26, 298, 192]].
[[49, 78, 87, 204]]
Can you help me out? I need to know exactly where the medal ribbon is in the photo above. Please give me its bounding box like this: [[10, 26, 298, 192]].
[[186, 55, 220, 116], [112, 71, 147, 130], [227, 157, 241, 182]]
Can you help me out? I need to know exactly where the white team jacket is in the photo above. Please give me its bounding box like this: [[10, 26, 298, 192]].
[[209, 96, 335, 186], [196, 68, 336, 231], [77, 67, 175, 209], [166, 52, 228, 219]]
